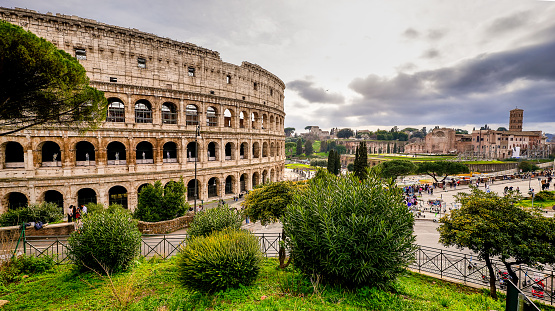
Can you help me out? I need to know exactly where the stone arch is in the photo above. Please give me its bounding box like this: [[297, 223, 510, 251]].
[[186, 104, 199, 126], [163, 141, 178, 163], [137, 183, 150, 195], [187, 179, 199, 201], [107, 141, 127, 165], [207, 177, 219, 198], [225, 175, 235, 194], [240, 173, 248, 192], [251, 112, 259, 129], [206, 106, 217, 127], [224, 142, 234, 160], [223, 109, 233, 128], [6, 192, 28, 210], [262, 169, 268, 184], [207, 141, 218, 161], [135, 99, 153, 123], [252, 142, 260, 158], [75, 141, 95, 166], [77, 188, 97, 206], [186, 141, 198, 161], [252, 171, 260, 188], [40, 141, 61, 167], [270, 142, 276, 157], [107, 97, 125, 122], [43, 190, 64, 210], [270, 115, 275, 131], [262, 113, 268, 129], [136, 141, 154, 164], [3, 141, 24, 168], [162, 102, 178, 124], [262, 142, 269, 157], [270, 168, 275, 182], [240, 142, 248, 159], [109, 185, 128, 208], [239, 111, 247, 128]]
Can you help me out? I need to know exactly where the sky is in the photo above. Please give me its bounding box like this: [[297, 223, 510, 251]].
[[4, 0, 555, 134]]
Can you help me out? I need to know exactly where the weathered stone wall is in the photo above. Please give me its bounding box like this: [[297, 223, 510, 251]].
[[0, 7, 286, 212], [466, 162, 519, 173], [137, 215, 194, 234], [0, 222, 75, 239]]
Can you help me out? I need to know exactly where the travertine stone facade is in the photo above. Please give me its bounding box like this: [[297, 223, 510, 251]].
[[0, 7, 286, 212]]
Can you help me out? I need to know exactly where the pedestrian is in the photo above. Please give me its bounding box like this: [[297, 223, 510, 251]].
[[81, 203, 87, 215], [68, 205, 74, 222], [72, 205, 77, 222], [75, 207, 81, 222]]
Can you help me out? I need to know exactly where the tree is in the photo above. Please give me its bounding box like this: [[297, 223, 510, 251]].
[[416, 161, 469, 184], [134, 179, 188, 222], [319, 140, 328, 152], [242, 181, 303, 268], [334, 150, 341, 175], [296, 139, 303, 156], [439, 188, 555, 299], [353, 141, 368, 180], [284, 127, 295, 136], [455, 129, 469, 134], [386, 143, 391, 154], [304, 125, 312, 130], [0, 20, 107, 136], [378, 160, 416, 180], [336, 128, 354, 138], [327, 150, 336, 174], [347, 163, 354, 171], [496, 127, 508, 131], [304, 139, 314, 156], [518, 161, 539, 173]]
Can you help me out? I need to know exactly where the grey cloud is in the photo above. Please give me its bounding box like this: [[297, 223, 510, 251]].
[[487, 11, 531, 34], [421, 48, 440, 59], [427, 29, 446, 40], [286, 80, 345, 104], [403, 28, 419, 39]]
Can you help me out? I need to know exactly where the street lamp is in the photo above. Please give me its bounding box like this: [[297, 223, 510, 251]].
[[194, 124, 200, 214]]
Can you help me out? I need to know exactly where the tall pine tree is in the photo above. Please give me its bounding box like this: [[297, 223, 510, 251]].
[[327, 150, 336, 174], [334, 150, 341, 175], [354, 141, 368, 180], [296, 139, 303, 155]]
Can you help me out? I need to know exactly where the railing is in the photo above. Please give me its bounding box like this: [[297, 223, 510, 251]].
[[16, 235, 554, 304], [4, 162, 25, 168], [41, 161, 61, 167], [107, 160, 127, 165], [163, 158, 178, 163], [136, 159, 154, 164], [76, 161, 96, 166]]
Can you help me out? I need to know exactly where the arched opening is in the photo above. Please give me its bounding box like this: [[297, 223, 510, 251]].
[[270, 169, 275, 182], [78, 188, 97, 206], [262, 170, 268, 184], [252, 172, 260, 188], [224, 109, 232, 128], [135, 100, 153, 123], [253, 142, 260, 158], [239, 111, 246, 128], [109, 186, 128, 208], [162, 102, 177, 124], [262, 142, 269, 157], [208, 177, 218, 198], [138, 183, 150, 195], [75, 141, 95, 166], [240, 142, 248, 159], [163, 142, 178, 163], [207, 142, 217, 161], [186, 104, 199, 126], [225, 142, 233, 160], [240, 174, 247, 192], [187, 142, 198, 162], [187, 179, 199, 201], [107, 141, 126, 165], [44, 190, 63, 210], [41, 141, 61, 167], [225, 175, 234, 194], [262, 114, 268, 129], [251, 112, 258, 129], [206, 106, 217, 127], [106, 98, 125, 122], [270, 142, 275, 157], [136, 141, 154, 164], [7, 192, 27, 210], [4, 142, 24, 168], [270, 115, 275, 130]]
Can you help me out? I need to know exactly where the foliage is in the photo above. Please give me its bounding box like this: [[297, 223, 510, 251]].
[[284, 171, 417, 288], [0, 202, 63, 227], [334, 149, 341, 174], [242, 181, 299, 226], [0, 20, 108, 136], [85, 202, 105, 215], [68, 208, 141, 274], [327, 150, 336, 174], [416, 161, 469, 183], [438, 187, 555, 299], [336, 128, 354, 138], [304, 139, 314, 156], [455, 129, 469, 134], [310, 159, 327, 167], [319, 140, 328, 152], [296, 139, 303, 155], [177, 228, 262, 292], [284, 127, 295, 136], [378, 159, 417, 179], [347, 163, 354, 171], [134, 179, 188, 222], [187, 205, 242, 238], [535, 191, 555, 202], [497, 127, 508, 131], [354, 141, 368, 180], [0, 254, 55, 285], [518, 161, 539, 172]]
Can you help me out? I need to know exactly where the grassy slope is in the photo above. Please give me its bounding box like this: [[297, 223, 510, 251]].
[[3, 257, 549, 311]]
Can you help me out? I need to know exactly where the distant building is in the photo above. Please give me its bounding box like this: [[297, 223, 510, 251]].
[[302, 126, 332, 140], [404, 128, 472, 155]]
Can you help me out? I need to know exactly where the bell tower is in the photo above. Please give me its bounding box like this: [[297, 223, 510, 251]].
[[509, 108, 523, 132]]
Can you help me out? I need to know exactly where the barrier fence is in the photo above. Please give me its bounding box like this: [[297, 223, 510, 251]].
[[14, 234, 554, 304]]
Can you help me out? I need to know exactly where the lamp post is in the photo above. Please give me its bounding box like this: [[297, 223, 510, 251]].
[[194, 124, 200, 214]]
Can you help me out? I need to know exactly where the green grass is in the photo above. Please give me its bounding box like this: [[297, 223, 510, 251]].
[[285, 163, 313, 170], [518, 199, 555, 208], [3, 257, 554, 310]]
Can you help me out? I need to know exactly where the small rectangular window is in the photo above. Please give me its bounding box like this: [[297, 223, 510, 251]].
[[253, 82, 258, 90], [110, 77, 117, 83], [226, 75, 231, 84], [138, 57, 146, 69], [188, 67, 195, 77], [75, 48, 86, 60], [209, 90, 215, 95]]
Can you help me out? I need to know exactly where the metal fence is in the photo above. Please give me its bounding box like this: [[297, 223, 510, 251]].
[[410, 245, 555, 305], [15, 234, 555, 304]]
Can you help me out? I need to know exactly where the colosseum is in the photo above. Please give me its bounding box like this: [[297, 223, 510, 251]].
[[0, 7, 286, 212]]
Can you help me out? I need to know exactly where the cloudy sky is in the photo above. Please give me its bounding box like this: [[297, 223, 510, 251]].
[[4, 0, 555, 134]]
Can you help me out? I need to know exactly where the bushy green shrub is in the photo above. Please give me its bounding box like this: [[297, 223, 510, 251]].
[[0, 255, 55, 285], [134, 179, 188, 222], [68, 208, 141, 273], [0, 202, 63, 227], [187, 205, 242, 238], [177, 228, 262, 292], [283, 171, 417, 288], [84, 202, 104, 215], [535, 191, 555, 202]]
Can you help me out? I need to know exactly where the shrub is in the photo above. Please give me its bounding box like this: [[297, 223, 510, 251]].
[[0, 254, 55, 285], [68, 208, 141, 273], [84, 202, 105, 215], [535, 191, 555, 202], [187, 205, 242, 238], [134, 179, 188, 222], [177, 228, 262, 292], [283, 171, 417, 289], [0, 202, 63, 227]]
